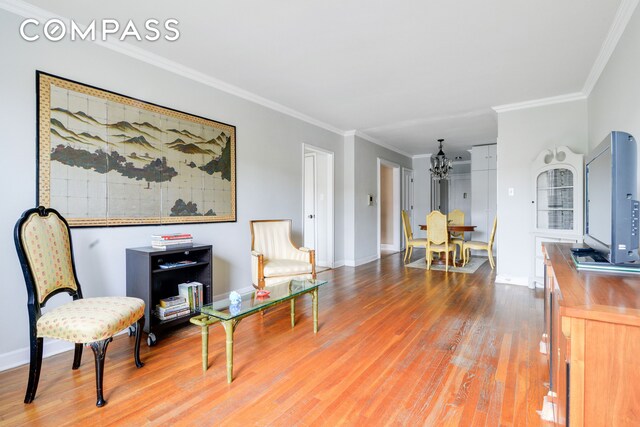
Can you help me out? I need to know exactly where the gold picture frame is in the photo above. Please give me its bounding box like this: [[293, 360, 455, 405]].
[[37, 71, 236, 227]]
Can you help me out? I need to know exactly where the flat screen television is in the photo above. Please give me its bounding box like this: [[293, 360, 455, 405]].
[[584, 131, 640, 264]]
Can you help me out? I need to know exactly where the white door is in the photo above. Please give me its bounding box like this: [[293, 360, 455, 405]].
[[402, 169, 414, 248], [304, 154, 316, 249]]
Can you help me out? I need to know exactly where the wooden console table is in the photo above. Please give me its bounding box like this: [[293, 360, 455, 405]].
[[541, 242, 640, 426]]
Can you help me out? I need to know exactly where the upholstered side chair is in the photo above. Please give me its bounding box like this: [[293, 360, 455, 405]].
[[401, 210, 427, 263], [250, 219, 316, 289], [463, 216, 497, 269], [426, 211, 456, 272], [14, 206, 146, 407], [448, 209, 465, 259]]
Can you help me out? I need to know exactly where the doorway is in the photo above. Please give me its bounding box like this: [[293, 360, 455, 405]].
[[377, 159, 401, 257], [431, 178, 449, 213], [302, 144, 334, 268]]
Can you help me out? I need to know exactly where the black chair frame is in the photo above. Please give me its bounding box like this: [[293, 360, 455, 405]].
[[14, 206, 144, 407]]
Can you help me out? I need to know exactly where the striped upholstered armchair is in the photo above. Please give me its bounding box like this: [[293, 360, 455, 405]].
[[250, 219, 316, 289], [14, 206, 146, 407]]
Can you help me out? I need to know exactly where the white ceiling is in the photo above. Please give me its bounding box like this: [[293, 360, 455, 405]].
[[20, 0, 625, 158]]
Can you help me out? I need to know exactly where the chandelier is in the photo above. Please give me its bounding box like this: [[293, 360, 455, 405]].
[[430, 139, 453, 180]]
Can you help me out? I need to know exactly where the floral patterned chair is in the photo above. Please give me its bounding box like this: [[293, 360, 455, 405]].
[[14, 206, 146, 407]]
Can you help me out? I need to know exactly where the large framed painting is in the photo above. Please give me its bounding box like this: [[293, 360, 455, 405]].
[[37, 71, 236, 227]]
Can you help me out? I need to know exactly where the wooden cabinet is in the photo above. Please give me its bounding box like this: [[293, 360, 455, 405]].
[[471, 144, 497, 250], [471, 144, 497, 171], [126, 244, 212, 346], [542, 242, 640, 426]]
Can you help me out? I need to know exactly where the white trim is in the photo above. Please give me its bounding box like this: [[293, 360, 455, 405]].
[[452, 160, 471, 166], [494, 275, 529, 287], [0, 0, 345, 136], [582, 0, 640, 96], [333, 260, 346, 268], [380, 244, 396, 251], [492, 92, 587, 113], [344, 254, 379, 267], [412, 153, 433, 159], [348, 130, 413, 158]]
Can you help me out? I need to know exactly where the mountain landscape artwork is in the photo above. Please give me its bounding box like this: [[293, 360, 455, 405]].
[[37, 72, 236, 226]]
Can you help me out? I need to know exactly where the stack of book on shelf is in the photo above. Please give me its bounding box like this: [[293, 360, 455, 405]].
[[155, 295, 190, 321], [151, 233, 193, 250], [178, 282, 204, 310]]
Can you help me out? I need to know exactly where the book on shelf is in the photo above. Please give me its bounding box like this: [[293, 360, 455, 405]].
[[156, 302, 190, 316], [178, 282, 204, 310], [151, 240, 193, 250], [151, 233, 193, 241], [158, 295, 187, 308], [155, 307, 191, 321]]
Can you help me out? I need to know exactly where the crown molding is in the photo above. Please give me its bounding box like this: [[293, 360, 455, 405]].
[[492, 92, 587, 114], [412, 153, 433, 159], [582, 0, 639, 96], [0, 0, 345, 136], [349, 131, 413, 158]]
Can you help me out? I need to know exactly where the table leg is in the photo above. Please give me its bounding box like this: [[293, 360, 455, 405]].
[[312, 288, 318, 333], [291, 299, 295, 328], [221, 319, 240, 383], [201, 325, 209, 372]]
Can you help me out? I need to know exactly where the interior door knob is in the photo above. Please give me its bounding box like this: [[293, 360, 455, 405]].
[[308, 214, 315, 219]]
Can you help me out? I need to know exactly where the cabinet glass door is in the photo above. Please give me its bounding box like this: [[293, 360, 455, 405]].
[[537, 168, 574, 230]]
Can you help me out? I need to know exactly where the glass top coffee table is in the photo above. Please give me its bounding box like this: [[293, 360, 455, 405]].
[[190, 278, 328, 383]]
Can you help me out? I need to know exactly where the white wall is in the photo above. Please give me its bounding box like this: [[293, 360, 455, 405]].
[[411, 156, 432, 238], [350, 136, 412, 264], [588, 5, 640, 193], [0, 10, 345, 367], [495, 100, 588, 285]]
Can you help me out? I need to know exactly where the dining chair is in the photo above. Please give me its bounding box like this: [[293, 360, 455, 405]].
[[14, 206, 146, 407], [401, 210, 428, 263], [426, 211, 456, 272], [448, 209, 465, 260], [463, 216, 497, 268]]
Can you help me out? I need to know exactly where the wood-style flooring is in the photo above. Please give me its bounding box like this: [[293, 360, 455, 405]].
[[0, 251, 549, 426]]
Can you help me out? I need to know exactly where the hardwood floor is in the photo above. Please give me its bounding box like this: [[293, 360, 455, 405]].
[[0, 251, 549, 426]]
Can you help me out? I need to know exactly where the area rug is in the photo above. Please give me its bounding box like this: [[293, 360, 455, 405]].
[[405, 256, 487, 273]]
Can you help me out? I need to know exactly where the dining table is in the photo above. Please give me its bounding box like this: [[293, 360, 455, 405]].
[[418, 224, 477, 266]]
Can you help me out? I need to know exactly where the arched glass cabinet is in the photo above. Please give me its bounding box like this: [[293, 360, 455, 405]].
[[532, 146, 583, 287]]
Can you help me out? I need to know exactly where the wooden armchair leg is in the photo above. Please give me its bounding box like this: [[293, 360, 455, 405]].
[[133, 317, 145, 368], [24, 336, 43, 404], [72, 343, 83, 369], [89, 337, 113, 407]]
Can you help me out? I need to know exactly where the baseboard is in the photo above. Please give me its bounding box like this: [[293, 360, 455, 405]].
[[380, 244, 395, 251], [495, 275, 529, 287], [344, 254, 379, 267], [0, 328, 136, 372], [0, 339, 74, 372], [333, 260, 345, 268]]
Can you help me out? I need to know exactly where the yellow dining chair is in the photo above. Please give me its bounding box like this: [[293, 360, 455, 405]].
[[14, 206, 145, 407], [426, 211, 456, 272], [401, 210, 428, 263], [448, 209, 465, 260], [463, 216, 497, 268]]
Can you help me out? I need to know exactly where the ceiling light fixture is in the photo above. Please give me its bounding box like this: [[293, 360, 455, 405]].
[[430, 139, 453, 180]]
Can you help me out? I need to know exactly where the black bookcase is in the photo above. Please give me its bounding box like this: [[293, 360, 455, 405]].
[[126, 244, 212, 346]]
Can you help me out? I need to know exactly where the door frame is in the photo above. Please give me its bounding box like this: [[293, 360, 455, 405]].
[[302, 143, 335, 268], [401, 168, 414, 250], [377, 158, 401, 258]]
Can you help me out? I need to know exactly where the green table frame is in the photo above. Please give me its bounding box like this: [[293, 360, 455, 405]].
[[190, 286, 319, 383]]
